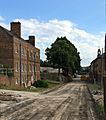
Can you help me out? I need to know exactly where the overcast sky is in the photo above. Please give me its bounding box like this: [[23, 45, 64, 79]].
[[0, 0, 105, 66]]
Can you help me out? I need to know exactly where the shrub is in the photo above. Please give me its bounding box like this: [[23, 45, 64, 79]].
[[33, 80, 48, 88]]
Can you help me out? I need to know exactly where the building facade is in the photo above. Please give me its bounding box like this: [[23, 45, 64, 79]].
[[0, 22, 40, 87], [89, 49, 105, 84]]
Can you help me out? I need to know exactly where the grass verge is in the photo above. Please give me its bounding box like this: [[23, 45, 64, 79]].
[[0, 80, 60, 92], [87, 83, 104, 119]]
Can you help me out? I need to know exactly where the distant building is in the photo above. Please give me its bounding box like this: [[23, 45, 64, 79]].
[[0, 22, 40, 87], [89, 49, 105, 84]]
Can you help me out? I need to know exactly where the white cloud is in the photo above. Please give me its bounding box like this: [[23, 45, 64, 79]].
[[0, 16, 9, 29], [0, 16, 5, 21], [0, 17, 105, 66]]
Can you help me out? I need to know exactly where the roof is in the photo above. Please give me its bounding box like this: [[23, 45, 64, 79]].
[[90, 54, 105, 65], [0, 25, 40, 51], [0, 25, 14, 36]]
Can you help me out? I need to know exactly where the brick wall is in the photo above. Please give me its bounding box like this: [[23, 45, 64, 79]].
[[0, 26, 14, 68], [0, 75, 13, 86], [0, 22, 40, 87]]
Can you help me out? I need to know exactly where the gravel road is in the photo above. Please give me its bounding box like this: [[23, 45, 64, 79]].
[[0, 82, 99, 120]]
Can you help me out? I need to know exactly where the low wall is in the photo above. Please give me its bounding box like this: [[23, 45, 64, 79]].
[[40, 72, 59, 81]]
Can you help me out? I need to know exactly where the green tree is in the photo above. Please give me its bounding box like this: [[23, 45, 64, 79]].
[[40, 59, 51, 67], [45, 36, 81, 76]]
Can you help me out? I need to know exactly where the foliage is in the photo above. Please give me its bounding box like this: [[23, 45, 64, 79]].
[[79, 66, 90, 74], [45, 36, 81, 75], [88, 83, 101, 91], [33, 80, 48, 88], [40, 59, 51, 67]]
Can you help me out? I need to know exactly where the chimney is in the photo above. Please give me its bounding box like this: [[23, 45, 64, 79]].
[[11, 22, 21, 38], [29, 36, 35, 46]]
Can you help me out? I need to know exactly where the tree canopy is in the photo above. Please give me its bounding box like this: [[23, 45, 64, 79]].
[[45, 36, 81, 75]]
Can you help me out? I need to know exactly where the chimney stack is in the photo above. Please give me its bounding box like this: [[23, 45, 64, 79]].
[[11, 22, 21, 38], [29, 36, 35, 46]]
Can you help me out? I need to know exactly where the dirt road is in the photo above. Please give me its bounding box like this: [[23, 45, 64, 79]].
[[0, 82, 99, 120]]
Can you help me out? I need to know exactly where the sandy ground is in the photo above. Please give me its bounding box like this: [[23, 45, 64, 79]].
[[0, 82, 99, 120]]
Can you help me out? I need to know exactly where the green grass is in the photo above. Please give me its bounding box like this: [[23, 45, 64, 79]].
[[87, 83, 101, 91], [0, 80, 60, 92], [87, 83, 104, 118], [98, 102, 104, 113], [47, 80, 60, 88]]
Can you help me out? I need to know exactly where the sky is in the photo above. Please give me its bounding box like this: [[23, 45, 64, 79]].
[[0, 0, 105, 66]]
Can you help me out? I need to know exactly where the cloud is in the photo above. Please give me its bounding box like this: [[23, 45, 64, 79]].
[[0, 16, 9, 29], [0, 16, 5, 21], [0, 17, 105, 66]]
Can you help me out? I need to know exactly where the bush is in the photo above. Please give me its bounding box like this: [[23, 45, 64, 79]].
[[33, 80, 48, 88]]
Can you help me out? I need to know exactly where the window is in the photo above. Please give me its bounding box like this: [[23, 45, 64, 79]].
[[24, 48, 27, 56], [15, 45, 19, 53], [16, 63, 18, 72], [16, 78, 18, 84], [21, 77, 24, 83], [21, 47, 24, 55], [31, 52, 32, 58], [29, 51, 34, 59], [31, 53, 34, 60], [36, 52, 38, 57], [24, 64, 27, 72], [29, 51, 31, 57], [22, 63, 24, 72], [32, 65, 34, 72], [29, 64, 32, 72]]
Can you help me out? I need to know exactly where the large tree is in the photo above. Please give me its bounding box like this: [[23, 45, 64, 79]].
[[45, 37, 81, 75]]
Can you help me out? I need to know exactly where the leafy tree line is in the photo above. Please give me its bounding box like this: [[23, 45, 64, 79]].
[[40, 60, 51, 67], [44, 36, 81, 76]]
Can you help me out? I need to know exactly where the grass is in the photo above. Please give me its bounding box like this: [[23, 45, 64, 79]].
[[47, 80, 60, 87], [87, 83, 101, 91], [87, 83, 104, 119], [0, 80, 60, 92]]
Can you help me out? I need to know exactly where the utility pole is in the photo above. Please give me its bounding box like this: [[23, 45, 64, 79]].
[[103, 33, 106, 117], [20, 42, 22, 87], [103, 1, 106, 117], [101, 48, 103, 89]]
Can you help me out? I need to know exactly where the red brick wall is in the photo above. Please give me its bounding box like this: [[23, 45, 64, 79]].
[[0, 23, 40, 87], [0, 26, 14, 68], [0, 75, 13, 86]]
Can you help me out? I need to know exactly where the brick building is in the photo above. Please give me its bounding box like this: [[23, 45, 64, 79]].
[[89, 49, 105, 84], [0, 22, 40, 87]]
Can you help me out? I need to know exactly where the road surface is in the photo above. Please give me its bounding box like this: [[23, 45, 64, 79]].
[[0, 82, 99, 120]]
